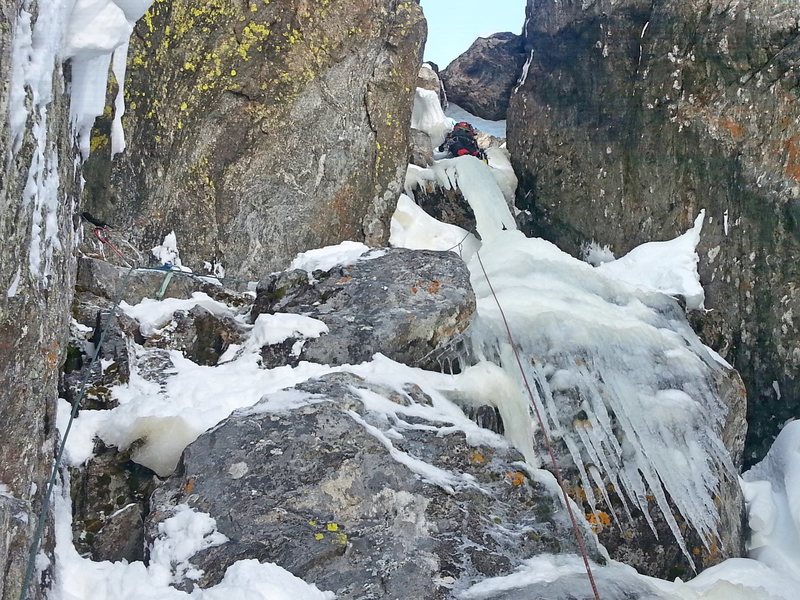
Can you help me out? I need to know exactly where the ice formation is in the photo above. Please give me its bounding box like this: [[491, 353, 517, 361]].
[[400, 93, 733, 562], [741, 421, 800, 582], [63, 0, 154, 157], [411, 87, 453, 148], [8, 0, 154, 286], [598, 210, 707, 310]]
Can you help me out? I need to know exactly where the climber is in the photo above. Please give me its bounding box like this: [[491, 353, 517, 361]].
[[438, 121, 486, 161]]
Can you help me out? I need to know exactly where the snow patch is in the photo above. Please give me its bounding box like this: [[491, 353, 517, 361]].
[[597, 210, 706, 310], [149, 504, 228, 582], [151, 231, 188, 270], [411, 87, 453, 148], [445, 102, 507, 139], [120, 292, 232, 336], [288, 240, 373, 273], [245, 313, 329, 351], [390, 194, 480, 262]]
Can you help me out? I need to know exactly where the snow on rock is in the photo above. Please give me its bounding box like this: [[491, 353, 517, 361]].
[[9, 0, 67, 285], [148, 505, 228, 583], [245, 313, 329, 352], [597, 210, 707, 310], [54, 477, 334, 600], [287, 240, 374, 273], [405, 156, 517, 243], [411, 87, 453, 148], [7, 0, 152, 287], [445, 102, 507, 139], [151, 231, 189, 270], [94, 349, 332, 477], [120, 292, 232, 336], [742, 420, 800, 584], [390, 194, 480, 262]]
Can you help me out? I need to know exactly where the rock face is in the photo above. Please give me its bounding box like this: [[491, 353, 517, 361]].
[[441, 32, 527, 121], [147, 373, 602, 598], [252, 249, 475, 369], [508, 0, 800, 464], [82, 0, 426, 277], [0, 1, 81, 598]]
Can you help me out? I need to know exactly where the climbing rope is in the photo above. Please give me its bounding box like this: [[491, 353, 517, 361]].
[[474, 249, 603, 600], [19, 228, 259, 599], [18, 264, 137, 600]]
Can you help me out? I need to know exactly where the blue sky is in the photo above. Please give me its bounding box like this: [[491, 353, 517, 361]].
[[419, 0, 528, 68]]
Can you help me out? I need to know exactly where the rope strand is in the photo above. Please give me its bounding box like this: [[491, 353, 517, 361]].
[[475, 249, 602, 600], [18, 266, 136, 600]]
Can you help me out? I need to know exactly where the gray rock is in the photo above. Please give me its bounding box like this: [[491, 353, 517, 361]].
[[417, 63, 442, 95], [410, 128, 434, 167], [0, 0, 81, 596], [91, 504, 145, 564], [507, 0, 800, 465], [82, 0, 427, 277], [441, 32, 527, 121], [146, 306, 245, 366], [411, 182, 477, 234], [417, 63, 447, 108], [61, 308, 140, 411], [252, 249, 476, 368], [70, 443, 156, 563], [147, 373, 602, 597]]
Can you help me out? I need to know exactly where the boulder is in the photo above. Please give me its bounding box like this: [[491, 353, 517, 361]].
[[507, 0, 800, 464], [441, 32, 527, 121], [147, 373, 602, 597], [82, 0, 427, 277], [410, 182, 477, 234], [252, 248, 475, 369], [417, 62, 446, 108], [417, 63, 441, 95]]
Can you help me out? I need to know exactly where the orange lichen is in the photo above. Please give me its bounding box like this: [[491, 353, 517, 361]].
[[719, 116, 745, 142], [506, 471, 526, 487], [469, 451, 486, 465], [586, 510, 612, 532], [784, 136, 800, 182]]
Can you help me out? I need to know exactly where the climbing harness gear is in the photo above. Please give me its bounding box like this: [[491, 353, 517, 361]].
[[474, 249, 603, 600]]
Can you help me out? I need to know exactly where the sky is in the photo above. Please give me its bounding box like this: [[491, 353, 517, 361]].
[[419, 0, 528, 68]]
